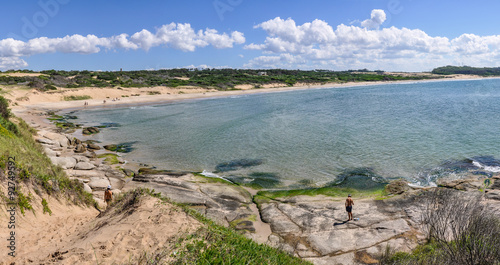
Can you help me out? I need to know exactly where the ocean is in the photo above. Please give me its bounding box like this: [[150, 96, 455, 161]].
[[72, 78, 500, 187]]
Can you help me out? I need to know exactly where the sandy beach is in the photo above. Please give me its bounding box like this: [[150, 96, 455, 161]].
[[4, 73, 491, 114]]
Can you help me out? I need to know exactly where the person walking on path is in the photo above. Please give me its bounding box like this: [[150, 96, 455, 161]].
[[104, 185, 113, 208], [345, 194, 354, 221]]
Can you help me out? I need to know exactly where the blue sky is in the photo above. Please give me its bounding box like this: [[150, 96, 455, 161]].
[[1, 0, 500, 71]]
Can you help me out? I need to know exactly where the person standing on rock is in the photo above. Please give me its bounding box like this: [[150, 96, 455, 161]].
[[345, 194, 354, 221], [104, 185, 113, 208]]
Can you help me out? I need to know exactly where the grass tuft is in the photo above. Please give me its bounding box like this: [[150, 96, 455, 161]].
[[17, 189, 34, 216], [42, 198, 52, 215], [63, 95, 92, 101], [118, 188, 311, 265]]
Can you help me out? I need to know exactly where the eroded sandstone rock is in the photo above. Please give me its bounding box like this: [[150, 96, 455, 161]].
[[49, 156, 77, 169]]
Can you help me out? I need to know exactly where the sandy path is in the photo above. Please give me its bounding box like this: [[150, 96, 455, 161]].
[[0, 193, 200, 264], [0, 191, 98, 264]]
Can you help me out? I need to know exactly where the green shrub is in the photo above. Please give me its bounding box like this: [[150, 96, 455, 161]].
[[0, 95, 10, 119], [380, 189, 500, 264], [44, 84, 57, 91], [19, 167, 31, 180], [63, 95, 92, 101], [66, 83, 80, 88], [42, 198, 52, 215], [0, 116, 19, 136], [17, 190, 34, 216], [0, 123, 14, 138]]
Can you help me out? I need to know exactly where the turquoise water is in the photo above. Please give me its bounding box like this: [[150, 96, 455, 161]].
[[73, 79, 500, 186]]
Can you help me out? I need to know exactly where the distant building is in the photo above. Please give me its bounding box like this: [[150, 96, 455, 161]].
[[257, 71, 268, 76]]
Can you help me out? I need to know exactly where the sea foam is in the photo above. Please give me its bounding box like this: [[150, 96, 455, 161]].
[[472, 160, 500, 173]]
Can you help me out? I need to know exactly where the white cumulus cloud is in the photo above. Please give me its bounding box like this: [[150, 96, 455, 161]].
[[361, 9, 386, 29], [0, 57, 28, 70], [244, 9, 500, 71], [0, 23, 245, 70]]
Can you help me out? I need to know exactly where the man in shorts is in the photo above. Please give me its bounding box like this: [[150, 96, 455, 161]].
[[345, 194, 354, 221], [104, 185, 113, 208]]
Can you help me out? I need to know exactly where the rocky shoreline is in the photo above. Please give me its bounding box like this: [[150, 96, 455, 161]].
[[34, 126, 127, 208], [20, 108, 500, 265]]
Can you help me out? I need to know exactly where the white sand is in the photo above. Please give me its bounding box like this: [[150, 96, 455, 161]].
[[5, 74, 493, 114], [0, 187, 200, 264]]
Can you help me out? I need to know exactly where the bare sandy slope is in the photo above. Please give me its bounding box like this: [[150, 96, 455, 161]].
[[0, 185, 200, 264]]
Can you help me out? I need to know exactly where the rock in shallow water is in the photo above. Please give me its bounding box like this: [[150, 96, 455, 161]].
[[87, 143, 101, 150], [215, 158, 264, 172], [103, 144, 117, 151], [385, 179, 410, 195], [82, 127, 100, 135]]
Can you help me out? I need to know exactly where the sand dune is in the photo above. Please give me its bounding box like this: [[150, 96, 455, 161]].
[[0, 189, 200, 264]]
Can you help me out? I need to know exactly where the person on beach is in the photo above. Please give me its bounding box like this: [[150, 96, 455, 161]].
[[345, 194, 354, 221], [104, 185, 113, 208]]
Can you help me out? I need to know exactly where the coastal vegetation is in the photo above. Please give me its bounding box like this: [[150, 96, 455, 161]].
[[380, 189, 500, 265], [0, 96, 95, 209], [105, 188, 312, 265], [2, 66, 498, 94], [63, 95, 92, 101], [0, 68, 442, 90], [432, 65, 500, 76]]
